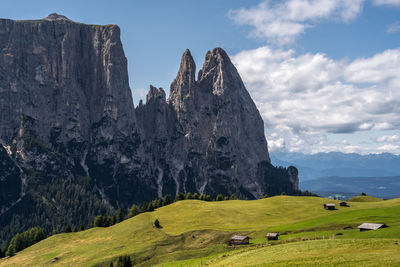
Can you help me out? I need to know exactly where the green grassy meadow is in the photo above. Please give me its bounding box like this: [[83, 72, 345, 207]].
[[1, 196, 399, 266]]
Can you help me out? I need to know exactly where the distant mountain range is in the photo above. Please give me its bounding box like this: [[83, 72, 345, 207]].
[[271, 152, 400, 199]]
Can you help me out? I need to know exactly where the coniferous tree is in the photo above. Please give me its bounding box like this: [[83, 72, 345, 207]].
[[175, 192, 185, 201], [116, 209, 124, 223], [199, 194, 205, 200], [185, 192, 193, 200], [205, 195, 211, 201], [224, 196, 229, 201], [79, 224, 85, 231], [73, 226, 78, 232], [193, 193, 199, 199], [65, 225, 72, 233], [163, 194, 172, 205], [127, 204, 139, 218], [216, 194, 223, 201], [147, 203, 154, 212], [116, 255, 132, 267], [139, 201, 148, 213], [230, 194, 237, 200], [94, 215, 105, 227]]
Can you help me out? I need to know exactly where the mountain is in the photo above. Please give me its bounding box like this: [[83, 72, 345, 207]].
[[0, 14, 298, 244], [271, 151, 400, 199], [301, 176, 400, 199], [271, 151, 400, 181]]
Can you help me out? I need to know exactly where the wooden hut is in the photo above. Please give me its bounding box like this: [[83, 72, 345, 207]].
[[340, 201, 349, 207], [266, 233, 279, 241], [358, 223, 387, 232], [323, 203, 336, 210], [229, 235, 250, 245]]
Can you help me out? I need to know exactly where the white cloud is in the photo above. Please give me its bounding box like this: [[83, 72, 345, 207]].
[[229, 0, 364, 45], [387, 21, 400, 33], [231, 47, 400, 154], [377, 144, 400, 152], [377, 135, 399, 142]]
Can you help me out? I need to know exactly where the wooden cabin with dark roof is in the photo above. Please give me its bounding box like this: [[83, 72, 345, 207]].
[[324, 203, 336, 210], [229, 235, 250, 245], [266, 233, 279, 241]]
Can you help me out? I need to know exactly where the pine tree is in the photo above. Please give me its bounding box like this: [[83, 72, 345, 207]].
[[147, 203, 154, 212], [79, 224, 85, 231], [185, 192, 193, 200], [116, 208, 124, 223], [116, 255, 132, 267], [128, 204, 139, 218], [73, 226, 78, 232], [216, 194, 223, 201], [163, 194, 172, 206], [65, 225, 72, 233], [94, 215, 105, 227], [230, 194, 237, 200], [175, 192, 185, 201], [193, 193, 199, 199]]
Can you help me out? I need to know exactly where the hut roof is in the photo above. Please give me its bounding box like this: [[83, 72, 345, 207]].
[[358, 223, 386, 230], [266, 233, 279, 237], [231, 235, 249, 241], [325, 203, 336, 207]]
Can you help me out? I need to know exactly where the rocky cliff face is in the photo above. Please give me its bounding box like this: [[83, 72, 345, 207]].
[[0, 14, 298, 243]]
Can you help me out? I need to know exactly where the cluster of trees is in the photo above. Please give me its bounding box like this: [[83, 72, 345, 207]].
[[93, 209, 124, 228], [110, 255, 132, 267], [3, 227, 46, 257]]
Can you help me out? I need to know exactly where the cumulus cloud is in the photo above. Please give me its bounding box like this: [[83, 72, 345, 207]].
[[229, 0, 400, 46], [231, 47, 400, 154], [229, 0, 364, 45]]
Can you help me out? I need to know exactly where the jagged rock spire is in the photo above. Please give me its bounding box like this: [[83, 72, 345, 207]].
[[168, 49, 196, 109], [198, 47, 244, 96], [146, 85, 166, 103]]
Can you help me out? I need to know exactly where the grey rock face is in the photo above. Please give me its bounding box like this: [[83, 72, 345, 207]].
[[137, 48, 298, 199], [0, 14, 299, 241]]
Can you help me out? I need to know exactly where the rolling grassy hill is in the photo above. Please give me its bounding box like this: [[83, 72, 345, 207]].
[[1, 196, 399, 266]]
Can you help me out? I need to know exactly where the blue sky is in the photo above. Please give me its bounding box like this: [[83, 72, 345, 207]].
[[1, 0, 399, 155]]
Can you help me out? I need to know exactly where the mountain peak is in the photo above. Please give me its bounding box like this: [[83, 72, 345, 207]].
[[198, 47, 243, 96], [43, 13, 71, 22], [168, 48, 196, 108]]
